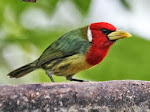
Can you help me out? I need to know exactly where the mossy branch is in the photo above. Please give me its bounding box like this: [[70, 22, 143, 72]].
[[0, 80, 150, 111]]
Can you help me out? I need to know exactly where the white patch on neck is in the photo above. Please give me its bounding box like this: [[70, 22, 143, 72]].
[[87, 26, 92, 42]]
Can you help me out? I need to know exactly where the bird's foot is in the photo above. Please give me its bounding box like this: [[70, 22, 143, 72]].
[[66, 76, 89, 82]]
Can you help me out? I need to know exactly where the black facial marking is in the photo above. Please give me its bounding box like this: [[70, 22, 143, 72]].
[[101, 28, 113, 35]]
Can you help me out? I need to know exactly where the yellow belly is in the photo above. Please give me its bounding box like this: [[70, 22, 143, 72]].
[[45, 54, 93, 76]]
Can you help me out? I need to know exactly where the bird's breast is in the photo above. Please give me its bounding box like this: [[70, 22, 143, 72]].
[[85, 46, 109, 65]]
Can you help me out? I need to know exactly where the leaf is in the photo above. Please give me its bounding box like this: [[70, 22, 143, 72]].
[[38, 0, 59, 15]]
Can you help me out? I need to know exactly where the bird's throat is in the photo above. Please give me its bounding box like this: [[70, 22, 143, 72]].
[[85, 41, 114, 65]]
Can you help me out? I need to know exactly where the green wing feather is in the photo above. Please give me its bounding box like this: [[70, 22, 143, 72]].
[[36, 28, 91, 67]]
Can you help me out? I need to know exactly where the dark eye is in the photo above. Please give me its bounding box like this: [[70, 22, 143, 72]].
[[101, 29, 112, 35]]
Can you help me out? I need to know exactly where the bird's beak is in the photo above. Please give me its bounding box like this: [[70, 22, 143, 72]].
[[108, 30, 132, 40]]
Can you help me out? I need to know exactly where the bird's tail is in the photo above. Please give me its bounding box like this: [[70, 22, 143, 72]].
[[7, 60, 38, 78]]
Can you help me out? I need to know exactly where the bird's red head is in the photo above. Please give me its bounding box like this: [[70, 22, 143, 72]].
[[86, 22, 131, 65], [88, 22, 117, 48]]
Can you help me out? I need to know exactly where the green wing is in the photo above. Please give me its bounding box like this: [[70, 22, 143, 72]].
[[36, 28, 91, 67]]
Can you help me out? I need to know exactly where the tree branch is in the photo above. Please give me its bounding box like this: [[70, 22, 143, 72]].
[[0, 80, 150, 111], [21, 0, 36, 3]]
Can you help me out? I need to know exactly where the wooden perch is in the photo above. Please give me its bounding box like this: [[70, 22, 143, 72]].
[[0, 80, 150, 112]]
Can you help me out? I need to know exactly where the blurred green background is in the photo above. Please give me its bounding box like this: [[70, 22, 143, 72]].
[[1, 0, 150, 84]]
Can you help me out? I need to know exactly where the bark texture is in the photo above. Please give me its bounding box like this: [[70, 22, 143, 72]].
[[0, 80, 150, 112]]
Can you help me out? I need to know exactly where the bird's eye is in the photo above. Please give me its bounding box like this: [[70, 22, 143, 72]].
[[101, 29, 112, 35]]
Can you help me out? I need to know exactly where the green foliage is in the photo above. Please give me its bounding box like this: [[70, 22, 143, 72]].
[[120, 0, 131, 10], [37, 0, 59, 14], [72, 0, 91, 15]]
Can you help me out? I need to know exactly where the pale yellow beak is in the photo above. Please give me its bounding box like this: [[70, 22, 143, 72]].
[[108, 30, 132, 40]]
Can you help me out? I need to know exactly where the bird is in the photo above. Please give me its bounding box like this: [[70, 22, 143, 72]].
[[7, 22, 131, 82]]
